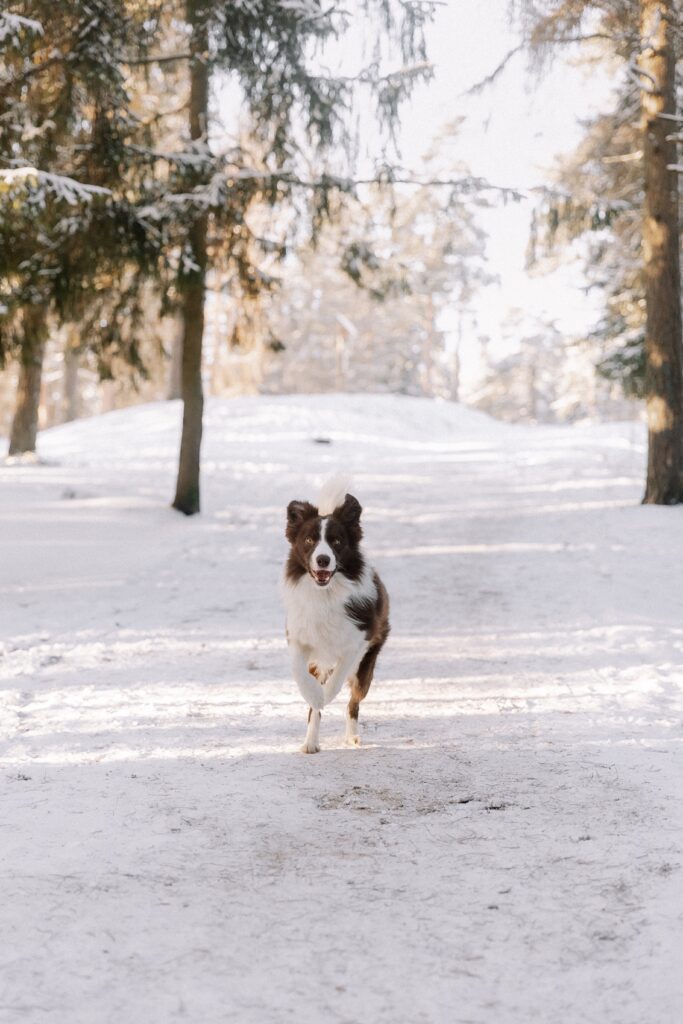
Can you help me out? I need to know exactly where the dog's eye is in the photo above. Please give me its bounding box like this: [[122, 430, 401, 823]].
[[332, 539, 342, 548], [304, 537, 315, 547]]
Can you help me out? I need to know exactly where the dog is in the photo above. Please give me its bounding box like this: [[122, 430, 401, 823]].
[[283, 479, 390, 753]]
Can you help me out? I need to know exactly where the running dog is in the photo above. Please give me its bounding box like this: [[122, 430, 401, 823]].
[[283, 480, 390, 753]]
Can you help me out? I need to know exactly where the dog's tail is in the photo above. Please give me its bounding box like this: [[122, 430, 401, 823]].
[[317, 474, 354, 516]]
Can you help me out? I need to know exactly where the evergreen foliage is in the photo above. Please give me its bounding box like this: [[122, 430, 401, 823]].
[[0, 1, 163, 373]]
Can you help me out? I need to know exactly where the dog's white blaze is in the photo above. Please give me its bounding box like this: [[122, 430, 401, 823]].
[[310, 516, 336, 575]]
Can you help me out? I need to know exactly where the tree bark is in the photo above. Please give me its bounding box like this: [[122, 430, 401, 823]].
[[8, 306, 48, 457], [172, 0, 209, 516], [63, 327, 80, 423], [640, 0, 683, 504], [167, 320, 184, 400]]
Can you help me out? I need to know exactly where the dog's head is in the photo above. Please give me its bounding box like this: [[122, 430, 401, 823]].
[[285, 493, 364, 587]]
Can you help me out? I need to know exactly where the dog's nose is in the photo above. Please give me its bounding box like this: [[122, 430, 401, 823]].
[[316, 554, 331, 568]]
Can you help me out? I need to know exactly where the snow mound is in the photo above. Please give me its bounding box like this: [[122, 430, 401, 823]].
[[34, 392, 507, 455]]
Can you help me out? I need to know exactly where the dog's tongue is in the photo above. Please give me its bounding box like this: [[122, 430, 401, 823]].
[[315, 570, 332, 585]]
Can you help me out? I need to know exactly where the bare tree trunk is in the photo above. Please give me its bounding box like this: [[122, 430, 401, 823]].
[[63, 327, 80, 423], [640, 0, 683, 504], [423, 295, 435, 397], [167, 320, 183, 400], [101, 380, 117, 413], [8, 306, 48, 456], [528, 361, 537, 422], [335, 329, 344, 391], [450, 313, 462, 403], [172, 0, 209, 516]]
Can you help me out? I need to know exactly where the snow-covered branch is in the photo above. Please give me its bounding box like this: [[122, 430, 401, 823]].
[[311, 59, 432, 87], [0, 168, 111, 205], [0, 12, 43, 44], [124, 144, 213, 168]]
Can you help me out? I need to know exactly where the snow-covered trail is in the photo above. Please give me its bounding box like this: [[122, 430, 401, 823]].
[[1, 395, 682, 1024]]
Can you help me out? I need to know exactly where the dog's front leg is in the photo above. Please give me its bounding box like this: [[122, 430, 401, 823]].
[[322, 646, 365, 707], [290, 645, 325, 711], [301, 706, 322, 755]]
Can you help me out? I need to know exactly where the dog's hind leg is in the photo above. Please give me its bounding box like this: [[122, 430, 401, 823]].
[[345, 643, 381, 747]]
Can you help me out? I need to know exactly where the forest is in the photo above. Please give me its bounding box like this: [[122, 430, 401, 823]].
[[2, 4, 683, 1024], [2, 0, 683, 506]]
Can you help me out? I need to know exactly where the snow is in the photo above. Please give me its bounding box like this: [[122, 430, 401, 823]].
[[0, 13, 43, 44], [1, 394, 682, 1023]]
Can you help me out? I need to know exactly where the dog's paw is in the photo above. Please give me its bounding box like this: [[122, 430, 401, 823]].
[[300, 741, 320, 754], [344, 734, 361, 747]]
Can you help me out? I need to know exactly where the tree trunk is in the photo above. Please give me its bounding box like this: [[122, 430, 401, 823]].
[[167, 320, 184, 400], [640, 0, 683, 504], [63, 327, 80, 423], [172, 0, 209, 516], [8, 306, 48, 456], [450, 313, 462, 403]]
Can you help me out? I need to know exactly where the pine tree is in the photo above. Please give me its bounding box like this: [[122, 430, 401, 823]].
[[139, 1, 434, 514], [171, 0, 209, 514], [0, 3, 163, 455], [639, 0, 682, 503], [515, 0, 683, 503]]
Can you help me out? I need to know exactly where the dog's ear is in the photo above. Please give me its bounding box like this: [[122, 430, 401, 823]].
[[335, 493, 362, 539], [286, 500, 317, 542]]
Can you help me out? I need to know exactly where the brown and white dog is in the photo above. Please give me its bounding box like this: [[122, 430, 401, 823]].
[[283, 480, 390, 753]]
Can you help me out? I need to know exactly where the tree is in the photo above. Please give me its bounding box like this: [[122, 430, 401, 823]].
[[171, 0, 209, 515], [7, 305, 47, 455], [2, 3, 433, 497], [0, 3, 162, 456], [141, 1, 433, 514], [639, 0, 682, 503], [0, 169, 112, 455], [514, 0, 683, 503]]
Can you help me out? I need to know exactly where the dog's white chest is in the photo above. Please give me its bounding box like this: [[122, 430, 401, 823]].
[[284, 575, 365, 669]]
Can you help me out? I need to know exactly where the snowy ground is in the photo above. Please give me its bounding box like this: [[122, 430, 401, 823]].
[[1, 394, 682, 1024]]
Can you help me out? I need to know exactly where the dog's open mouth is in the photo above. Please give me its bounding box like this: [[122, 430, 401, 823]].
[[312, 569, 333, 587]]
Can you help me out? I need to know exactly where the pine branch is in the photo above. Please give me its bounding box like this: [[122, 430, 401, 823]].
[[467, 32, 624, 97], [464, 44, 524, 96], [0, 167, 111, 203], [311, 60, 433, 86], [0, 51, 65, 92], [123, 51, 192, 66]]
